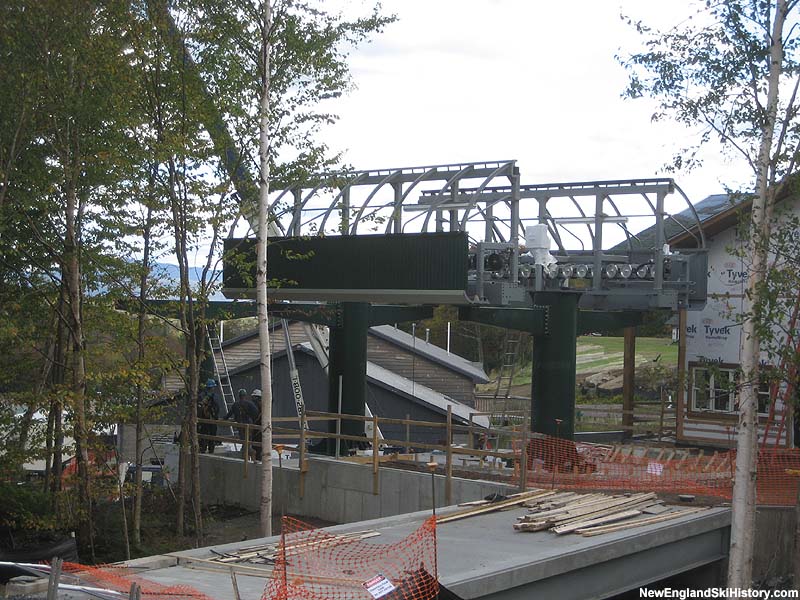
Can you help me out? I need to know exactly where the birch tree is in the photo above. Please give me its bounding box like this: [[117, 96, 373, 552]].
[[257, 0, 274, 538], [173, 0, 393, 536], [620, 0, 800, 586]]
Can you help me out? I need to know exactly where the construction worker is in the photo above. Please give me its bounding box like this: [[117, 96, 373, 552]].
[[250, 389, 263, 460], [226, 388, 260, 459], [197, 379, 219, 453]]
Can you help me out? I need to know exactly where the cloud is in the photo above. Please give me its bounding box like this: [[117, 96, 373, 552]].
[[320, 0, 751, 206]]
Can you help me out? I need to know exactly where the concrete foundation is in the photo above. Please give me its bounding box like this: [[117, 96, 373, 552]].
[[134, 502, 731, 600], [199, 454, 515, 524], [754, 506, 797, 582]]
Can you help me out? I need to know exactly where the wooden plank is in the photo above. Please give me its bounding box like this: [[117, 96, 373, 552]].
[[577, 507, 709, 536], [520, 495, 619, 520], [445, 406, 453, 505], [552, 509, 644, 534], [703, 452, 718, 473], [521, 494, 657, 528], [716, 454, 732, 473], [211, 530, 382, 563], [544, 498, 657, 527], [642, 504, 670, 515], [522, 491, 582, 509], [437, 490, 554, 524], [622, 327, 636, 439], [459, 489, 546, 508]]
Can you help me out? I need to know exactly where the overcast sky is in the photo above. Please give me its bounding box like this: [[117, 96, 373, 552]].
[[321, 0, 751, 213]]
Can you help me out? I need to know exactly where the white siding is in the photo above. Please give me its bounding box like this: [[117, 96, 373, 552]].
[[679, 197, 800, 447]]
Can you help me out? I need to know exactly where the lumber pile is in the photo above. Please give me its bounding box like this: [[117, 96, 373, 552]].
[[437, 489, 552, 524], [205, 530, 381, 565], [513, 490, 709, 537]]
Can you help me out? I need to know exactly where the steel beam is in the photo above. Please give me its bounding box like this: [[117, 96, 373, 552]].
[[577, 310, 642, 335], [531, 292, 579, 439], [326, 302, 369, 454], [368, 305, 433, 326], [457, 306, 547, 335]]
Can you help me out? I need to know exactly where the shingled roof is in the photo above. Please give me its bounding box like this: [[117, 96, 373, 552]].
[[610, 194, 736, 252], [219, 322, 490, 384], [369, 325, 489, 383], [225, 344, 489, 427]]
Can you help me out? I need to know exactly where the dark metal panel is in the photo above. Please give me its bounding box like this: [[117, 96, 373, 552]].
[[227, 352, 330, 433], [366, 385, 450, 446], [226, 350, 455, 444], [223, 233, 469, 301]]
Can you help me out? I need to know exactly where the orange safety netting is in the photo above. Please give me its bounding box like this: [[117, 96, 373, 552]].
[[62, 562, 214, 600], [263, 516, 438, 600], [516, 435, 800, 506]]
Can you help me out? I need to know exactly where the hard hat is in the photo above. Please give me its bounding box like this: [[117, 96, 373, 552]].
[[206, 378, 217, 388], [237, 388, 247, 398], [252, 389, 262, 397]]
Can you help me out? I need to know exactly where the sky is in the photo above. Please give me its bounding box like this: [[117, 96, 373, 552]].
[[184, 0, 753, 267], [320, 0, 751, 214]]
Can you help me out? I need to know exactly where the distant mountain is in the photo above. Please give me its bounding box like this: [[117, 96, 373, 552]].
[[153, 262, 227, 301]]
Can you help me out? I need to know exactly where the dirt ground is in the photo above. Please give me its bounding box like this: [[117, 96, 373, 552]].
[[203, 505, 337, 546]]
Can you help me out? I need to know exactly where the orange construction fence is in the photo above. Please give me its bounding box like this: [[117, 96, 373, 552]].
[[62, 562, 214, 600], [516, 435, 800, 506], [264, 516, 438, 600]]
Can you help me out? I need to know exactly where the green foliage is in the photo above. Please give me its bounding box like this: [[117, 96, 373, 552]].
[[0, 0, 394, 548], [184, 0, 396, 188], [619, 1, 800, 176], [0, 483, 71, 532], [724, 199, 800, 398]]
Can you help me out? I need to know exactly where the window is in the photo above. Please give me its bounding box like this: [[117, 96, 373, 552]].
[[757, 373, 774, 416], [691, 365, 773, 415], [691, 366, 737, 413], [692, 368, 710, 411]]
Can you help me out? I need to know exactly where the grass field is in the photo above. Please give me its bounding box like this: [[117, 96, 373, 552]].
[[483, 335, 678, 389]]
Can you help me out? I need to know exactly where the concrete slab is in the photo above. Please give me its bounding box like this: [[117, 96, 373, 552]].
[[133, 504, 730, 600]]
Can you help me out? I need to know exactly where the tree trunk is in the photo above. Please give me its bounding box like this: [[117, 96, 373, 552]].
[[167, 154, 203, 540], [43, 399, 54, 495], [177, 420, 187, 537], [258, 0, 273, 538], [20, 326, 57, 452], [187, 325, 203, 544], [133, 203, 153, 548], [64, 179, 93, 559], [728, 0, 788, 588], [50, 285, 68, 494]]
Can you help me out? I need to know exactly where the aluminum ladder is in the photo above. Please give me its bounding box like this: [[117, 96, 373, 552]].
[[206, 323, 239, 443]]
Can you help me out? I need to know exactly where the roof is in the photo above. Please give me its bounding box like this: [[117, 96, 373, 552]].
[[225, 343, 318, 377], [220, 319, 290, 348], [365, 360, 489, 427], [219, 321, 490, 384], [667, 193, 751, 248], [226, 343, 489, 428], [609, 194, 737, 252], [369, 325, 489, 383]]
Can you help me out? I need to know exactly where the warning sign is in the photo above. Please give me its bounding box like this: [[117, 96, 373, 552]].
[[363, 574, 396, 599]]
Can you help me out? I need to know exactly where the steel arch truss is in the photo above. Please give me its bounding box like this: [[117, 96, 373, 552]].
[[258, 160, 707, 311]]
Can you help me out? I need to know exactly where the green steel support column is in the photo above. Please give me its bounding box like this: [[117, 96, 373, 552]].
[[531, 292, 579, 439], [327, 302, 369, 453]]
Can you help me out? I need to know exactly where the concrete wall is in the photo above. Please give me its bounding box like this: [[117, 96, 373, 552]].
[[753, 506, 796, 581], [199, 454, 514, 524]]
